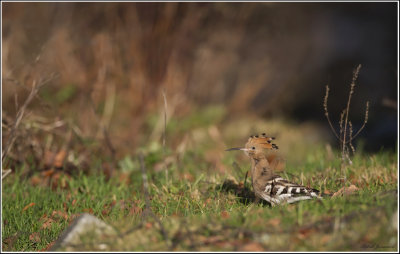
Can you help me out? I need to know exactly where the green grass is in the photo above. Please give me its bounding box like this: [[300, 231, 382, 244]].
[[2, 118, 398, 251], [2, 171, 142, 251]]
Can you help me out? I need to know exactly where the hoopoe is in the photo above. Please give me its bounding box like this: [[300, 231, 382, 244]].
[[226, 133, 322, 206]]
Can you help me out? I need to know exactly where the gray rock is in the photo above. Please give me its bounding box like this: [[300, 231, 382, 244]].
[[50, 213, 116, 251]]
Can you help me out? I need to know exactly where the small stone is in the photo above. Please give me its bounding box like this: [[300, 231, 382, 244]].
[[50, 213, 116, 251]]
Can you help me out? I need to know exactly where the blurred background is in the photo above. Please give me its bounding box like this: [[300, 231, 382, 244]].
[[2, 2, 398, 174]]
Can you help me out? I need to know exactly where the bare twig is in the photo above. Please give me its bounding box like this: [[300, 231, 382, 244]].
[[2, 74, 58, 161], [339, 110, 345, 144], [323, 85, 340, 140], [351, 101, 369, 140], [348, 121, 355, 154]]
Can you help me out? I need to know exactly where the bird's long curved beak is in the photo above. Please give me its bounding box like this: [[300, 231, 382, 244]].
[[225, 147, 247, 151]]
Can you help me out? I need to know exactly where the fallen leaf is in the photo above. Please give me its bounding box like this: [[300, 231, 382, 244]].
[[181, 173, 194, 182], [145, 222, 153, 229], [109, 200, 117, 207], [43, 151, 56, 168], [118, 200, 127, 210], [267, 218, 281, 227], [51, 173, 61, 190], [29, 232, 40, 243], [320, 234, 331, 244], [71, 199, 77, 206], [40, 241, 55, 251], [83, 208, 94, 214], [54, 150, 67, 168], [118, 172, 131, 185], [52, 210, 69, 220], [22, 202, 35, 212], [41, 218, 55, 229], [297, 227, 316, 239], [3, 234, 19, 249], [221, 211, 230, 219], [239, 242, 265, 251], [67, 213, 80, 225], [129, 205, 142, 215], [66, 193, 72, 201], [30, 176, 42, 186], [202, 235, 224, 244], [332, 184, 359, 197], [41, 169, 55, 178], [59, 174, 69, 189]]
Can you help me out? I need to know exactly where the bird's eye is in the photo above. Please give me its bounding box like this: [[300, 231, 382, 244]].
[[252, 147, 256, 150]]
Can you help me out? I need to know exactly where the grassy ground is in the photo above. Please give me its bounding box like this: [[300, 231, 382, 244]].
[[2, 116, 398, 251]]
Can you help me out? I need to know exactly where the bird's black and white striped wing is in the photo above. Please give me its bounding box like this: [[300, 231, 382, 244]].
[[259, 175, 321, 206]]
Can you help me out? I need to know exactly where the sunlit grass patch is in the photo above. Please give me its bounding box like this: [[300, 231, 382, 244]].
[[2, 115, 397, 251]]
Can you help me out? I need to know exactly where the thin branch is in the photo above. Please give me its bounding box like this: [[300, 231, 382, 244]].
[[350, 101, 369, 140], [348, 121, 355, 154], [323, 85, 340, 140], [339, 109, 345, 142]]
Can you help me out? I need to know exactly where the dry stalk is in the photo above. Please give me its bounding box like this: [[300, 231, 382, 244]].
[[323, 64, 369, 186]]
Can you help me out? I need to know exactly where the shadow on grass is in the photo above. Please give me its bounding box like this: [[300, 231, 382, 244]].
[[216, 179, 271, 207]]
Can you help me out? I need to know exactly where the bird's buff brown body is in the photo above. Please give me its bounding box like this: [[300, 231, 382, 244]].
[[226, 133, 321, 206]]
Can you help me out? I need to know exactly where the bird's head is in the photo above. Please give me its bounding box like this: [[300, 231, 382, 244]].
[[226, 133, 278, 158]]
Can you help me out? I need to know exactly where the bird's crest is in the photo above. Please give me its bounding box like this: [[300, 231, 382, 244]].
[[246, 133, 279, 150]]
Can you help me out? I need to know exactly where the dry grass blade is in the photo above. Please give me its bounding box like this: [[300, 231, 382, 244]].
[[2, 169, 12, 180]]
